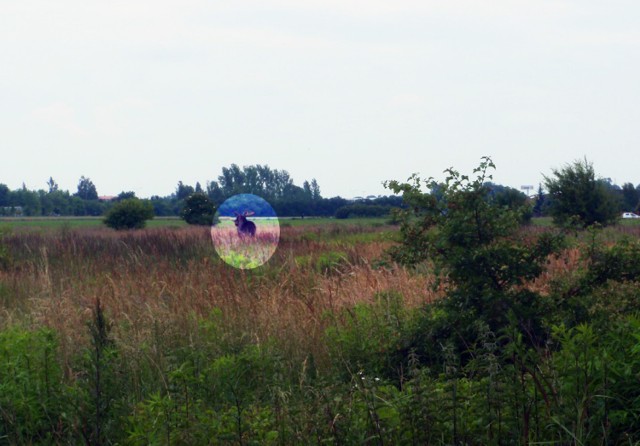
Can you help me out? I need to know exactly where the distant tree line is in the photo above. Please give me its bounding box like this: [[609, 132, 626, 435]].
[[2, 161, 639, 221], [0, 177, 104, 217], [0, 165, 401, 219]]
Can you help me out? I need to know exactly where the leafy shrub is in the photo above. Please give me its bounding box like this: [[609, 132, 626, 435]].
[[549, 318, 640, 443], [0, 327, 69, 444], [587, 238, 640, 285], [325, 291, 411, 381], [385, 157, 564, 344], [487, 182, 533, 224], [128, 342, 284, 444], [548, 237, 640, 329], [544, 158, 620, 228], [586, 281, 640, 325], [104, 198, 154, 230], [181, 192, 216, 225]]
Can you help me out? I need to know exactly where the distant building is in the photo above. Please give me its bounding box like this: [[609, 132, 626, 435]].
[[98, 196, 116, 202]]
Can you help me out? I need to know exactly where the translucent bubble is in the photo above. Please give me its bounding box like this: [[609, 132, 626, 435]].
[[210, 194, 280, 269]]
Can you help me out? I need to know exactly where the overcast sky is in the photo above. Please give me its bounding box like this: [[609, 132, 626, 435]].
[[2, 1, 639, 199]]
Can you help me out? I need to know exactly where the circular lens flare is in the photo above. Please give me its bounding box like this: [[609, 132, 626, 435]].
[[210, 194, 280, 269]]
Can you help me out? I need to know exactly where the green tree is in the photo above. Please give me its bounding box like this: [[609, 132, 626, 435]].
[[206, 181, 224, 206], [40, 189, 71, 215], [543, 158, 620, 228], [11, 186, 41, 216], [385, 157, 562, 342], [487, 183, 532, 223], [0, 184, 10, 207], [182, 193, 215, 225], [303, 180, 313, 199], [116, 191, 136, 201], [103, 199, 154, 230], [46, 176, 59, 193], [175, 181, 195, 200], [622, 182, 639, 212], [214, 164, 295, 200], [83, 200, 105, 216], [532, 183, 546, 217], [76, 176, 98, 200], [310, 178, 321, 201], [149, 195, 173, 216], [50, 190, 71, 215]]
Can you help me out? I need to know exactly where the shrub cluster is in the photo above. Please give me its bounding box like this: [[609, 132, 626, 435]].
[[103, 199, 154, 230]]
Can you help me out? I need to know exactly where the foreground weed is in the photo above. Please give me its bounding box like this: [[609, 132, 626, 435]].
[[0, 327, 69, 443], [77, 298, 126, 445]]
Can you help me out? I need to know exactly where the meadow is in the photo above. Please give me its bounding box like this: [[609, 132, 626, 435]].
[[1, 217, 640, 444]]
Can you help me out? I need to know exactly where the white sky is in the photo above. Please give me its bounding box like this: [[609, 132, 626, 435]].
[[2, 1, 639, 198]]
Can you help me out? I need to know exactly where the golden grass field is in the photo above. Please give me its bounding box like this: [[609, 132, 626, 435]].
[[0, 222, 436, 372], [2, 220, 636, 373], [2, 219, 640, 443]]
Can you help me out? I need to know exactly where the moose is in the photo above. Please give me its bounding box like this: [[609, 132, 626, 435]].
[[234, 211, 256, 238]]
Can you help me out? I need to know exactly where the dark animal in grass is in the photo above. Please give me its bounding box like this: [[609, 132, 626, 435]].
[[234, 211, 256, 238]]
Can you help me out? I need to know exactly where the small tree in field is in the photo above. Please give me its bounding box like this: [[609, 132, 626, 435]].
[[385, 157, 563, 344], [104, 199, 154, 230], [544, 158, 620, 228], [181, 193, 216, 226]]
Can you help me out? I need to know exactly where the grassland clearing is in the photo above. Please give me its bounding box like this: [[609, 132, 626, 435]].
[[1, 217, 640, 443]]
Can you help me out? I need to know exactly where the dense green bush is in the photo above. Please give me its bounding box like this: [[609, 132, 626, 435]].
[[385, 157, 564, 348], [127, 343, 285, 444], [0, 328, 70, 444], [325, 291, 411, 381], [3, 297, 640, 443], [181, 192, 216, 225], [587, 237, 640, 285], [546, 234, 640, 329], [103, 198, 154, 230], [544, 158, 620, 228]]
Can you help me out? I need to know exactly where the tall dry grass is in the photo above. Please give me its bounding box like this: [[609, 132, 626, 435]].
[[0, 224, 435, 373], [0, 221, 599, 376]]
